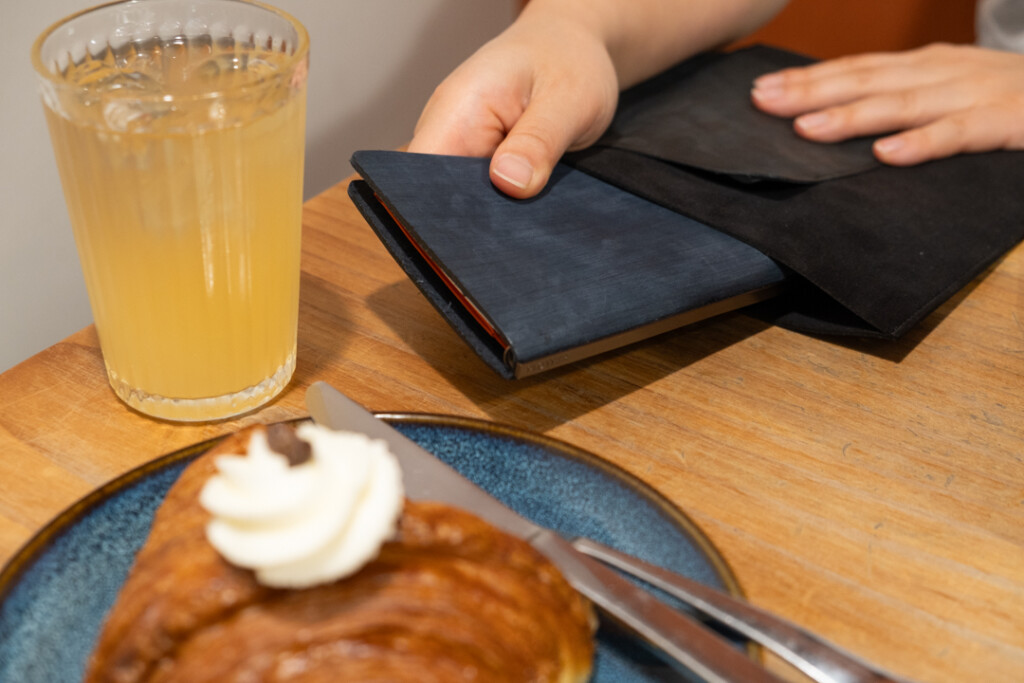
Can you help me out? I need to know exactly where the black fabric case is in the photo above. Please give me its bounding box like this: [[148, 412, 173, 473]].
[[566, 45, 1024, 338]]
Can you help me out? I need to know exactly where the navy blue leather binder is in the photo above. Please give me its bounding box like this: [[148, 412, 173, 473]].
[[349, 151, 786, 378]]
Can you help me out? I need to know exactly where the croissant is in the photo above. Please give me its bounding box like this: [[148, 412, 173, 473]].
[[85, 425, 596, 682]]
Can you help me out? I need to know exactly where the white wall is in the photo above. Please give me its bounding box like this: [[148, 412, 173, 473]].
[[0, 0, 515, 372]]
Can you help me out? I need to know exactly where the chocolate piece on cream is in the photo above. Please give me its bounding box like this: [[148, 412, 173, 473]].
[[266, 423, 312, 466]]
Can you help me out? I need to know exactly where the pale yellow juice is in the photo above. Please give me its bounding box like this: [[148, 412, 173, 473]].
[[40, 33, 307, 420]]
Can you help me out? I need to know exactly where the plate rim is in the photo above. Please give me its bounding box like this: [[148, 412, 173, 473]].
[[381, 412, 746, 601], [0, 412, 745, 613]]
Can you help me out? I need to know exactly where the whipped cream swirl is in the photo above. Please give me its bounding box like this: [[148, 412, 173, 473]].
[[199, 423, 404, 589]]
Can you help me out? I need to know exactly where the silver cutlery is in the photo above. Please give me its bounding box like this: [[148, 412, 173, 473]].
[[305, 381, 906, 683], [571, 538, 905, 683]]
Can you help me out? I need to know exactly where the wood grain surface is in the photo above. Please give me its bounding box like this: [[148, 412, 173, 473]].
[[1, 177, 1022, 682]]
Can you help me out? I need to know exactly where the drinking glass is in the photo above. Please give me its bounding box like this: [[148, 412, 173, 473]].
[[32, 0, 309, 421]]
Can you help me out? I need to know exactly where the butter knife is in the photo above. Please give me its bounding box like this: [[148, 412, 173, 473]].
[[305, 381, 781, 682]]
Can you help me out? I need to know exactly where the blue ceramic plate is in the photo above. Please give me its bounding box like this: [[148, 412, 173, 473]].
[[0, 415, 748, 681]]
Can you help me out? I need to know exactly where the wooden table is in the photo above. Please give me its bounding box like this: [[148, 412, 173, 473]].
[[2, 177, 1022, 682]]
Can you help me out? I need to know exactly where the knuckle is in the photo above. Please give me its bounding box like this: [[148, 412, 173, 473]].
[[986, 102, 1024, 148], [504, 126, 561, 165], [917, 115, 971, 156], [943, 115, 971, 141], [916, 42, 958, 60], [893, 88, 925, 122]]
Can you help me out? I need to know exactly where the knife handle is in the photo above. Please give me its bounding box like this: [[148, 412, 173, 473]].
[[530, 530, 785, 683], [572, 537, 910, 683]]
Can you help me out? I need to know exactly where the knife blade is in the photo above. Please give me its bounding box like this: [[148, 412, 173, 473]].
[[305, 381, 784, 683]]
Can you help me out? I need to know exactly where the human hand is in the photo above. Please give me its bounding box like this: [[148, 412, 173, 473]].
[[750, 43, 1024, 165], [407, 14, 619, 198]]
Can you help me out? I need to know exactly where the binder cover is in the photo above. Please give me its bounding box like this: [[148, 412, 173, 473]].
[[349, 151, 786, 378]]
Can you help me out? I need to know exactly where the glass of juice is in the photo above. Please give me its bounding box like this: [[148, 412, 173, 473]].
[[32, 0, 309, 421]]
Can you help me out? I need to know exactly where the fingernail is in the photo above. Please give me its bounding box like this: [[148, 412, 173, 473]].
[[754, 73, 783, 88], [874, 136, 905, 155], [751, 84, 783, 102], [492, 153, 534, 189], [795, 112, 830, 131]]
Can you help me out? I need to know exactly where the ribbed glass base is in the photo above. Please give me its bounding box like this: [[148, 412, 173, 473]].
[[108, 353, 295, 422]]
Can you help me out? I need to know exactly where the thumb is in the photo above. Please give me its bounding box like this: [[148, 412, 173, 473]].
[[489, 97, 609, 199], [489, 126, 561, 199]]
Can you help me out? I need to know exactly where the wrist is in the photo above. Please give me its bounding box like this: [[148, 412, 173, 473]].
[[517, 0, 788, 89]]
